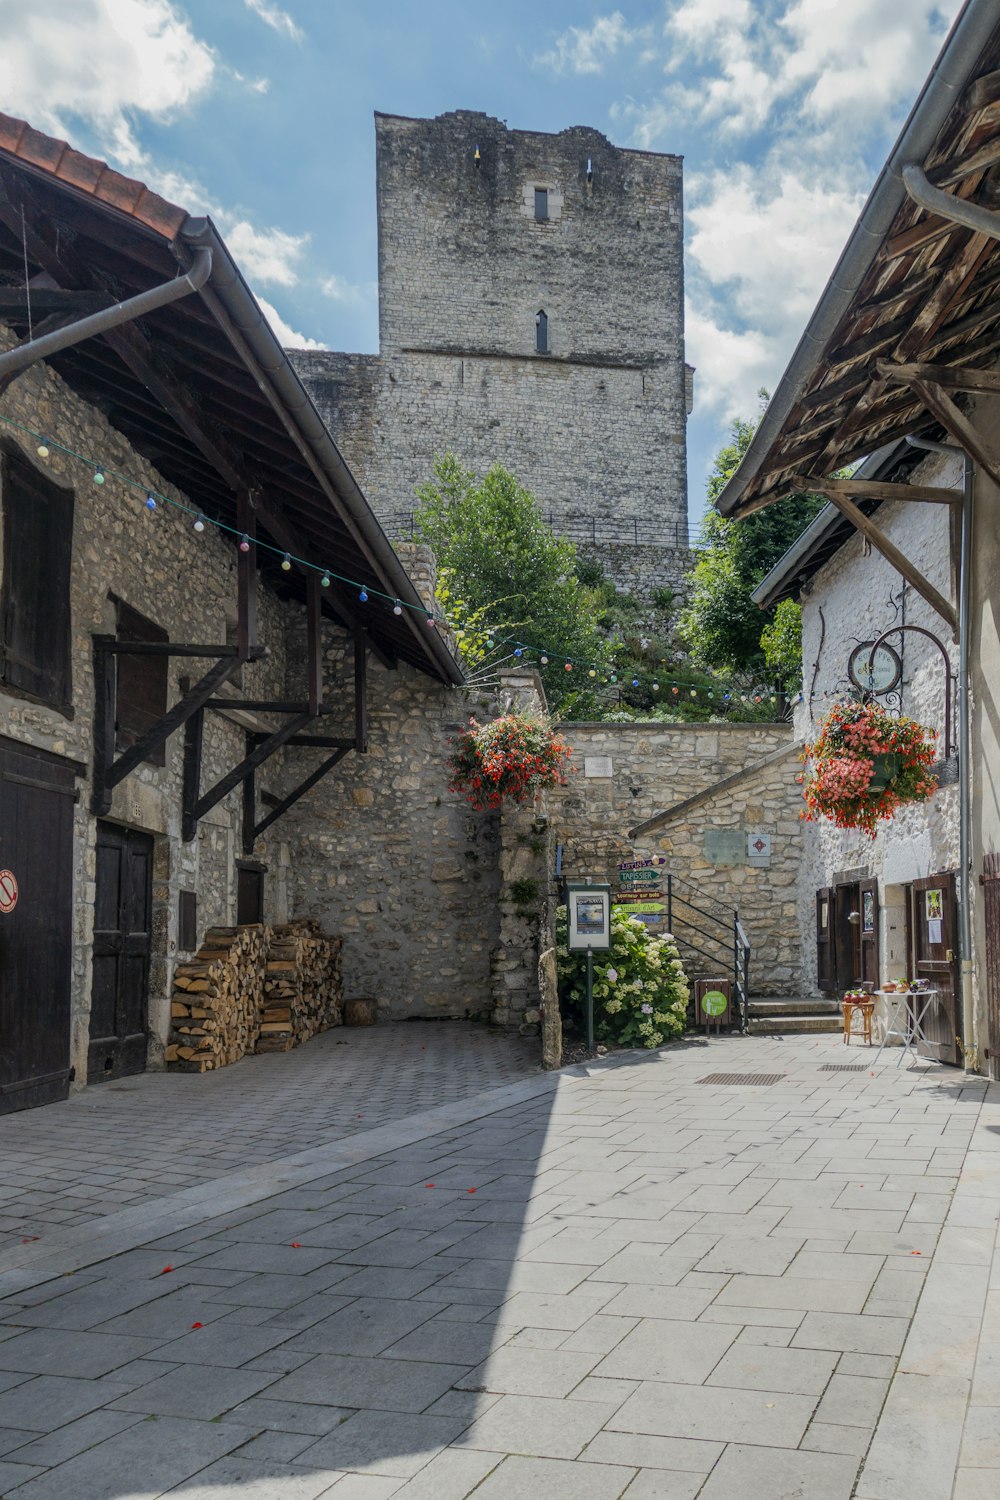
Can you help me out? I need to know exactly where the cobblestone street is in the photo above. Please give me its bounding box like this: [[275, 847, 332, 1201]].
[[0, 1033, 997, 1499], [0, 1025, 540, 1245]]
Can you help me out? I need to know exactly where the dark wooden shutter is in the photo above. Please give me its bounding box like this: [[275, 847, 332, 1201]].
[[816, 887, 835, 992], [859, 877, 879, 988], [237, 866, 264, 925], [1, 451, 73, 707], [116, 601, 168, 766], [178, 889, 198, 952]]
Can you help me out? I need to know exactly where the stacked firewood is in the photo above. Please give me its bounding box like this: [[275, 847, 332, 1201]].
[[165, 924, 269, 1071], [256, 921, 343, 1052]]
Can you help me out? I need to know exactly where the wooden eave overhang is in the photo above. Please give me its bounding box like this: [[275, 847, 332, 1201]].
[[715, 0, 1000, 560], [0, 112, 464, 687]]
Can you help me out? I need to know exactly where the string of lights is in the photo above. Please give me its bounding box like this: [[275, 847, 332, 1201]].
[[3, 411, 804, 706]]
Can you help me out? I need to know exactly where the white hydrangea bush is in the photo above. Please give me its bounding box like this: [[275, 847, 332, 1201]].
[[556, 905, 690, 1049]]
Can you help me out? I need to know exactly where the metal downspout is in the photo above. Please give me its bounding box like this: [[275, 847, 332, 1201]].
[[0, 246, 213, 383]]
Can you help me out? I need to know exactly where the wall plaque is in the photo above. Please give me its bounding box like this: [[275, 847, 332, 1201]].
[[703, 829, 745, 866], [584, 756, 613, 778]]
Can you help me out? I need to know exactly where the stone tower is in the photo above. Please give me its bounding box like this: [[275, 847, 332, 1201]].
[[291, 110, 692, 595]]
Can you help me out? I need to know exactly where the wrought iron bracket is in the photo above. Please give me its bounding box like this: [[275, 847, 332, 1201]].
[[867, 623, 955, 758]]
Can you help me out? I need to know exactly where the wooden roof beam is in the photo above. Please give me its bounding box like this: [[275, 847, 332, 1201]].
[[877, 358, 1000, 396], [929, 137, 1000, 190], [788, 474, 961, 507], [807, 484, 957, 636], [910, 377, 1000, 491]]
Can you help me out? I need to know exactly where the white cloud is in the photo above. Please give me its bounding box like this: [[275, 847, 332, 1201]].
[[242, 0, 303, 44], [224, 221, 309, 287], [0, 0, 215, 169], [536, 12, 646, 76], [685, 165, 867, 419], [256, 296, 324, 351], [648, 0, 959, 143], [321, 274, 378, 307]]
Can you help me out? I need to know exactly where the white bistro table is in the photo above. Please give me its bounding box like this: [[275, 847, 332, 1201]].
[[872, 987, 939, 1067]]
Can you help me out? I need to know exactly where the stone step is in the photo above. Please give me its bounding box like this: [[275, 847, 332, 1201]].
[[752, 1014, 842, 1035], [748, 998, 841, 1018]]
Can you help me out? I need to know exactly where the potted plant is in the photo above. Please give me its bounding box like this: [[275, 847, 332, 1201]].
[[800, 700, 938, 837], [882, 980, 897, 993], [448, 713, 572, 811]]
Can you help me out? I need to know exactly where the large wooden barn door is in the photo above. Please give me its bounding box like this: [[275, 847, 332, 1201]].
[[88, 823, 153, 1083], [911, 873, 960, 1066], [0, 739, 75, 1113]]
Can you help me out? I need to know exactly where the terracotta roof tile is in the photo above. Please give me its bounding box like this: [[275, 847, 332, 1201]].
[[0, 112, 188, 240]]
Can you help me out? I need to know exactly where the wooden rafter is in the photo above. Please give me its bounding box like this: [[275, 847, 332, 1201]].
[[877, 358, 1000, 395], [804, 485, 957, 635], [909, 378, 1000, 490], [787, 475, 961, 506]]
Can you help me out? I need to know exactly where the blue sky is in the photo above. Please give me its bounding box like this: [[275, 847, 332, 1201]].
[[0, 0, 963, 525]]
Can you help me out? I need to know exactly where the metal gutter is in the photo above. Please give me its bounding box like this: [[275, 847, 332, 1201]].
[[714, 0, 996, 518], [178, 218, 466, 689], [0, 246, 211, 383]]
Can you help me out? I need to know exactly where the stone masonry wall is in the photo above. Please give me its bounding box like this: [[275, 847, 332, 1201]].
[[549, 722, 807, 995], [0, 339, 291, 1084], [288, 110, 690, 595], [793, 457, 961, 994]]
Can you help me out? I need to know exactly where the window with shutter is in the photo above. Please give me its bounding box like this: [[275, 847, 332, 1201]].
[[1, 450, 73, 710], [115, 600, 168, 766]]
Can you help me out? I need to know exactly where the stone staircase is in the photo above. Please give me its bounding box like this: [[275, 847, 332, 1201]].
[[748, 997, 842, 1035]]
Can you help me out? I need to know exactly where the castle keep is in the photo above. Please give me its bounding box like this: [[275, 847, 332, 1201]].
[[292, 110, 692, 594]]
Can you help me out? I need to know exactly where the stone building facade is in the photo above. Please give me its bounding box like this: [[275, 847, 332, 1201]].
[[291, 110, 692, 595], [755, 445, 965, 1056], [549, 721, 807, 996]]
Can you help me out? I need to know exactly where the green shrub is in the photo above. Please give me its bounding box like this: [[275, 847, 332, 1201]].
[[556, 905, 690, 1049]]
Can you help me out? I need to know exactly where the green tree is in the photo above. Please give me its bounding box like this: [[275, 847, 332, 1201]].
[[414, 454, 609, 716], [761, 598, 803, 681], [679, 397, 825, 681]]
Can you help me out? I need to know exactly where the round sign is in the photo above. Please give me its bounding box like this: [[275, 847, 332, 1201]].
[[701, 989, 727, 1017], [847, 641, 902, 695], [0, 869, 18, 914]]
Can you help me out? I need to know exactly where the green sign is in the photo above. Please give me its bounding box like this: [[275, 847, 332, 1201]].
[[618, 870, 662, 884], [701, 989, 728, 1017], [614, 901, 663, 914]]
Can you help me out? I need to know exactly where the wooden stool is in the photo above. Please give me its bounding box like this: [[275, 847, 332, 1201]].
[[842, 999, 874, 1045]]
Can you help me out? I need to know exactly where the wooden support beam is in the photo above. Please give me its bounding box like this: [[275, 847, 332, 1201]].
[[0, 288, 113, 318], [91, 635, 117, 816], [354, 625, 368, 754], [788, 474, 961, 506], [236, 490, 257, 662], [909, 377, 1000, 491], [181, 706, 204, 843], [252, 747, 351, 841], [877, 359, 1000, 396], [105, 652, 242, 791], [819, 486, 958, 636], [306, 571, 322, 716], [193, 711, 312, 822], [930, 137, 1000, 190], [100, 642, 241, 657], [965, 69, 1000, 113]]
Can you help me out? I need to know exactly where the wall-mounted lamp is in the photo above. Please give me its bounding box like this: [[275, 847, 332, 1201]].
[[586, 157, 593, 184], [474, 145, 481, 169]]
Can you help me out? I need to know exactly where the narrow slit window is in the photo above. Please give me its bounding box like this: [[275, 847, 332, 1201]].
[[535, 309, 548, 354], [534, 187, 548, 222]]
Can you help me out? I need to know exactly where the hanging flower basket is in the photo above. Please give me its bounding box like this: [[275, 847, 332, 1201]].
[[801, 700, 937, 837], [448, 713, 572, 811]]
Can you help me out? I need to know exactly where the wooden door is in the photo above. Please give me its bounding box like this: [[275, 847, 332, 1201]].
[[911, 872, 960, 1066], [88, 823, 153, 1083], [859, 878, 880, 989], [816, 888, 836, 992], [0, 739, 76, 1113], [983, 854, 1000, 1082], [237, 865, 264, 926], [834, 882, 860, 990]]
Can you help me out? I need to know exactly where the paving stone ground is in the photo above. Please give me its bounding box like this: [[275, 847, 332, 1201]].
[[0, 1023, 540, 1244], [0, 1030, 997, 1500]]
